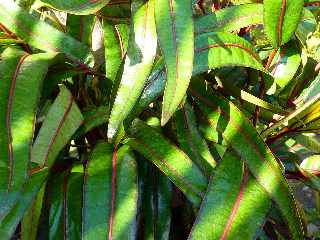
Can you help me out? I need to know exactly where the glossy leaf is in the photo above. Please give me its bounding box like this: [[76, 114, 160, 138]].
[[263, 0, 304, 47], [107, 0, 157, 140], [127, 119, 207, 206], [31, 86, 83, 167], [82, 143, 138, 240], [40, 0, 111, 15], [189, 151, 271, 240], [0, 1, 94, 66], [190, 79, 305, 239], [155, 0, 194, 125]]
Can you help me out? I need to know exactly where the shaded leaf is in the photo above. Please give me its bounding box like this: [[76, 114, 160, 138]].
[[127, 119, 207, 206]]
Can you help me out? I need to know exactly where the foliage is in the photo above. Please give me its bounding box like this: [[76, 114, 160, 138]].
[[0, 0, 320, 239]]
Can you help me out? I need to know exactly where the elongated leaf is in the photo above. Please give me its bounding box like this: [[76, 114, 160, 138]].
[[21, 184, 45, 240], [103, 21, 129, 82], [189, 151, 271, 239], [190, 79, 305, 239], [40, 0, 111, 15], [99, 0, 131, 24], [0, 169, 48, 239], [31, 86, 83, 167], [82, 143, 138, 240], [296, 8, 317, 46], [48, 167, 83, 240], [155, 0, 194, 125], [0, 48, 57, 219], [107, 0, 157, 140], [127, 119, 207, 206], [195, 3, 263, 34], [0, 1, 94, 66], [264, 0, 304, 47], [175, 101, 216, 178]]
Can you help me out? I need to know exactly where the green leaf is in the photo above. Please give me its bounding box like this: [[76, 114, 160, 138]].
[[67, 15, 95, 46], [107, 0, 157, 140], [31, 86, 83, 167], [190, 79, 305, 239], [21, 184, 46, 240], [0, 48, 57, 218], [0, 169, 48, 239], [189, 151, 271, 240], [194, 32, 264, 75], [296, 8, 317, 46], [82, 143, 138, 240], [39, 0, 111, 15], [103, 21, 129, 83], [175, 101, 216, 178], [263, 0, 304, 47], [127, 119, 207, 206], [155, 0, 194, 125], [195, 3, 263, 34], [267, 41, 301, 90], [99, 0, 131, 24], [0, 1, 94, 66]]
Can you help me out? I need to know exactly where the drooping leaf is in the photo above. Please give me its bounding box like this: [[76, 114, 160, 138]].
[[175, 101, 216, 178], [155, 0, 194, 125], [0, 1, 94, 66], [263, 0, 304, 47], [82, 143, 138, 240], [190, 79, 305, 239], [31, 85, 83, 168], [0, 48, 57, 219], [107, 0, 157, 140], [127, 119, 207, 206], [189, 151, 271, 240], [195, 3, 263, 34], [194, 32, 264, 75], [39, 0, 111, 15]]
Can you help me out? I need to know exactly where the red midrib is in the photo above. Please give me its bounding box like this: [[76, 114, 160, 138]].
[[108, 146, 118, 240], [277, 0, 286, 46], [43, 94, 74, 166], [6, 53, 29, 190], [220, 166, 249, 240]]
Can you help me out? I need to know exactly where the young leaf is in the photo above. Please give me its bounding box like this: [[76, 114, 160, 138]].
[[263, 0, 304, 47], [107, 0, 157, 140], [39, 0, 111, 15], [31, 86, 83, 168], [0, 1, 94, 66], [127, 119, 207, 206], [190, 79, 305, 239], [82, 143, 138, 240], [155, 0, 194, 125], [189, 151, 271, 240]]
